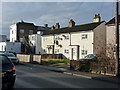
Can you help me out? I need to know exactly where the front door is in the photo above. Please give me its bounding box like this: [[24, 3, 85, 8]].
[[71, 48, 76, 60]]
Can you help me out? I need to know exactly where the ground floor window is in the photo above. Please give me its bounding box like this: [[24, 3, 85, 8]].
[[64, 49, 69, 54], [55, 49, 59, 54], [43, 49, 47, 53], [81, 50, 87, 55]]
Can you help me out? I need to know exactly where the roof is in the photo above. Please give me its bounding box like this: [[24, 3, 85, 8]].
[[17, 21, 35, 26], [42, 21, 104, 35], [106, 15, 120, 25]]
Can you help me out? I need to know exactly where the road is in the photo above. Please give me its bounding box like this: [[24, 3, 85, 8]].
[[14, 64, 119, 89]]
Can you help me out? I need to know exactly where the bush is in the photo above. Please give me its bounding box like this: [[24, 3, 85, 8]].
[[41, 59, 70, 65]]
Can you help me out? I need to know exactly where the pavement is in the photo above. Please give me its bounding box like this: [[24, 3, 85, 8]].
[[19, 62, 120, 85]]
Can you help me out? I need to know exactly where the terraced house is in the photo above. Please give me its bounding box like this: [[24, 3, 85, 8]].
[[41, 14, 106, 60]]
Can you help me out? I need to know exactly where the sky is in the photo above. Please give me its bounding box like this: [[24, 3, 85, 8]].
[[1, 2, 120, 39]]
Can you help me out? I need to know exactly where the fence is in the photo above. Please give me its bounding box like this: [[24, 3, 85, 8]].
[[17, 54, 41, 64], [17, 54, 62, 63]]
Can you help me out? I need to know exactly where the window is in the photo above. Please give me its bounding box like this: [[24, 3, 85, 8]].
[[12, 38, 13, 42], [81, 50, 87, 55], [20, 38, 24, 42], [82, 34, 88, 39], [29, 30, 33, 35], [5, 46, 6, 51], [32, 36, 35, 40], [43, 37, 47, 42], [65, 35, 69, 40], [2, 45, 3, 51], [12, 30, 14, 34], [43, 49, 47, 53], [20, 29, 24, 34], [55, 36, 59, 41], [55, 49, 59, 54], [64, 49, 69, 54]]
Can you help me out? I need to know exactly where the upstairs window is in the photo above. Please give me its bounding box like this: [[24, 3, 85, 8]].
[[12, 30, 14, 34], [82, 34, 88, 39], [20, 29, 24, 34], [29, 30, 33, 35], [55, 36, 59, 41], [43, 37, 47, 42], [65, 35, 69, 40]]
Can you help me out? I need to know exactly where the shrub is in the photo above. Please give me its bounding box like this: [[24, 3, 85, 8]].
[[41, 59, 70, 65]]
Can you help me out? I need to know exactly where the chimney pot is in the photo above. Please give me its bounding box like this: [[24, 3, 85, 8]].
[[55, 23, 60, 29], [44, 24, 48, 27], [93, 14, 101, 23], [51, 25, 55, 30], [69, 19, 75, 27]]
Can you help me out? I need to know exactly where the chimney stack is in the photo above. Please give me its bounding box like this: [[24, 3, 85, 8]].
[[69, 19, 75, 27], [93, 14, 101, 22], [44, 24, 48, 27], [55, 23, 60, 29], [51, 25, 55, 30]]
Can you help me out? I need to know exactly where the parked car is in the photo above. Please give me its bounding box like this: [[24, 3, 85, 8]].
[[0, 53, 16, 89], [80, 54, 98, 61], [4, 53, 19, 65], [0, 51, 16, 56]]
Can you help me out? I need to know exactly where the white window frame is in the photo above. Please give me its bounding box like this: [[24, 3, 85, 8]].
[[64, 49, 69, 54], [43, 37, 47, 42], [55, 49, 59, 54], [43, 49, 47, 53], [81, 50, 87, 55], [12, 30, 14, 34], [65, 35, 69, 40], [82, 34, 88, 39], [55, 36, 59, 41]]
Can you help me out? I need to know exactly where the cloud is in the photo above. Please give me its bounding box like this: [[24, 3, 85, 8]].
[[2, 2, 115, 38]]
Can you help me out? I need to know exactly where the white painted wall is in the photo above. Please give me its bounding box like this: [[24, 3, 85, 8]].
[[10, 24, 17, 42], [0, 42, 21, 53], [41, 35, 54, 54], [41, 22, 105, 60], [41, 31, 93, 60], [71, 31, 94, 59], [29, 32, 43, 54]]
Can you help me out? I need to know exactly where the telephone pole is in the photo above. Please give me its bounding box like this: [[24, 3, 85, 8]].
[[115, 0, 119, 76]]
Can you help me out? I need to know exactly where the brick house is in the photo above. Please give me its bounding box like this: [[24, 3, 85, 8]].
[[10, 20, 38, 42]]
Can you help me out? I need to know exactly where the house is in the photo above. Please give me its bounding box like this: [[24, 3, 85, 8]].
[[10, 21, 50, 53], [10, 20, 39, 42], [0, 35, 7, 42], [0, 42, 21, 53], [106, 15, 120, 57], [41, 14, 106, 60], [28, 24, 50, 54]]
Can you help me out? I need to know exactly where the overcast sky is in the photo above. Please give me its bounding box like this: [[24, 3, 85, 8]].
[[1, 2, 120, 38]]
